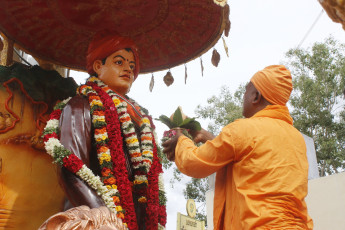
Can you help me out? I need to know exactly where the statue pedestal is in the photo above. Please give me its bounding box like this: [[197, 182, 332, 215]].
[[176, 213, 205, 230]]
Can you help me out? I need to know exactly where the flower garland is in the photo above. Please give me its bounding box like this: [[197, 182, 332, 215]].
[[43, 77, 167, 230]]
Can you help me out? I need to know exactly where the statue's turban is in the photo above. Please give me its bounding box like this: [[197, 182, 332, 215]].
[[86, 31, 140, 79]]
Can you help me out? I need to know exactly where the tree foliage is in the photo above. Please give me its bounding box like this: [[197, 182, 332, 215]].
[[195, 85, 245, 135], [284, 36, 345, 176]]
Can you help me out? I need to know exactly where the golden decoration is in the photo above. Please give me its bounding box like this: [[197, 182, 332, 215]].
[[0, 35, 14, 66], [0, 112, 5, 130], [31, 130, 45, 150], [0, 112, 14, 130], [0, 37, 3, 51]]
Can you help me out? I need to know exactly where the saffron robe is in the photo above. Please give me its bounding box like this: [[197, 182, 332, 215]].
[[175, 105, 313, 230]]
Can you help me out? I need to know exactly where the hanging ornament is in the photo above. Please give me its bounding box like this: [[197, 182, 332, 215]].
[[224, 19, 231, 37], [222, 37, 229, 57], [224, 4, 231, 37], [149, 73, 154, 92], [224, 4, 230, 18], [200, 57, 204, 77], [184, 64, 188, 84], [211, 49, 220, 67], [163, 70, 174, 87]]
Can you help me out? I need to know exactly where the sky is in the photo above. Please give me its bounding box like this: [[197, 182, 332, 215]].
[[70, 1, 345, 229]]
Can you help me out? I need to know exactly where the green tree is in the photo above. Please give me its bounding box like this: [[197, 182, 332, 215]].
[[284, 36, 345, 176], [195, 85, 245, 135]]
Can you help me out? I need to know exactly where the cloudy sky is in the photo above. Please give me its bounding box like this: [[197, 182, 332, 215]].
[[71, 1, 344, 229]]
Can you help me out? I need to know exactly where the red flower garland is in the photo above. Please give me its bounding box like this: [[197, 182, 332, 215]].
[[62, 154, 84, 174], [43, 132, 59, 142], [146, 134, 164, 229], [89, 82, 138, 229], [43, 82, 167, 229], [49, 109, 62, 119]]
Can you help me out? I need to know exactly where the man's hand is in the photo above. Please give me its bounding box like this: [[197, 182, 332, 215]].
[[162, 128, 184, 161], [190, 128, 215, 143]]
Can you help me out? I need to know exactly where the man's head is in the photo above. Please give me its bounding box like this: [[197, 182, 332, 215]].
[[242, 65, 292, 118], [86, 31, 140, 95]]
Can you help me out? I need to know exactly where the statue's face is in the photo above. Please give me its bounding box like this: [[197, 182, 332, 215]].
[[93, 49, 136, 95]]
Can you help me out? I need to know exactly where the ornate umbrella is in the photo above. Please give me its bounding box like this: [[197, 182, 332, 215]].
[[319, 0, 345, 30], [0, 0, 230, 74]]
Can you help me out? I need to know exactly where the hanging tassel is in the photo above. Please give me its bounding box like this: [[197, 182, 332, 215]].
[[184, 64, 188, 84], [149, 73, 154, 92], [211, 49, 220, 67], [200, 57, 204, 77], [224, 4, 230, 18], [224, 20, 231, 37], [222, 37, 229, 57], [163, 70, 174, 87], [224, 4, 231, 37]]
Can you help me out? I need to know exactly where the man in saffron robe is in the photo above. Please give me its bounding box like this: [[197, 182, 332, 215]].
[[163, 65, 313, 230], [44, 31, 166, 230]]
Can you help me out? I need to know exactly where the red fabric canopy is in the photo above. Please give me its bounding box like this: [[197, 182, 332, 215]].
[[0, 0, 229, 73]]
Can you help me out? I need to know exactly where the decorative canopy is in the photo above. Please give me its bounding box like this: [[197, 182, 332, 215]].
[[319, 0, 345, 30], [0, 0, 229, 74]]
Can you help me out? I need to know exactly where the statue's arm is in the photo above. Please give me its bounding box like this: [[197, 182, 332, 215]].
[[58, 95, 105, 208]]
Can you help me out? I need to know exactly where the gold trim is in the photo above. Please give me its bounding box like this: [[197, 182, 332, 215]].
[[0, 33, 14, 66]]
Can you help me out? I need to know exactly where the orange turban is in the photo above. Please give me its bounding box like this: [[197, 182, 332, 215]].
[[250, 65, 293, 105], [86, 31, 140, 79]]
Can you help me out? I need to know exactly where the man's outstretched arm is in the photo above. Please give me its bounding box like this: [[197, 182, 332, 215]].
[[163, 126, 236, 178]]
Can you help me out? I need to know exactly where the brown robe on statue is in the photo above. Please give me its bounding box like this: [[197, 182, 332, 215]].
[[58, 95, 146, 229]]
